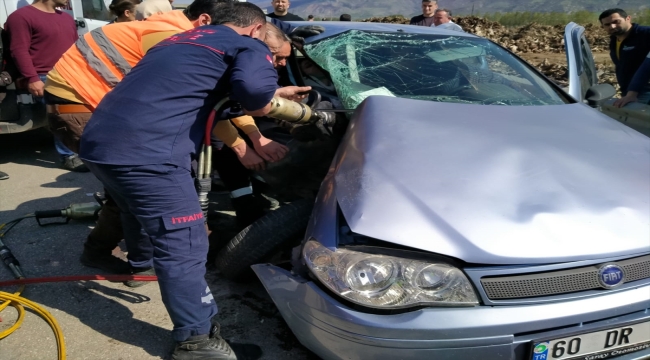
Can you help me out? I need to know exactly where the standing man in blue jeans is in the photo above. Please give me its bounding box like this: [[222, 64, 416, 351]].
[[4, 0, 88, 172]]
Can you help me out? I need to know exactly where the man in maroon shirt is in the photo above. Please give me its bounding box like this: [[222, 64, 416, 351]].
[[4, 0, 88, 172]]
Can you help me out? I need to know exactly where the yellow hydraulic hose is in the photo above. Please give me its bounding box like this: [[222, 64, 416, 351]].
[[1, 220, 66, 360], [0, 285, 66, 360], [0, 285, 26, 338]]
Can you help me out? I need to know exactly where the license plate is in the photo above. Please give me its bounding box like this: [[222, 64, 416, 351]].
[[531, 321, 650, 360]]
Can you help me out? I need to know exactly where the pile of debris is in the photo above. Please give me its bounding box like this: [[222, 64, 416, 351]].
[[361, 15, 411, 24], [530, 58, 618, 93], [360, 15, 616, 89], [361, 16, 611, 54], [461, 20, 610, 54], [534, 58, 570, 87]]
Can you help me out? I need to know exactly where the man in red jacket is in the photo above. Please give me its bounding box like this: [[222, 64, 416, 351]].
[[4, 0, 88, 172]]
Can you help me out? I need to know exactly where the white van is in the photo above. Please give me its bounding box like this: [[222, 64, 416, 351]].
[[0, 0, 110, 134]]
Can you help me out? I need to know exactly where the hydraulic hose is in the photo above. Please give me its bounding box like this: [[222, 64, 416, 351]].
[[0, 285, 26, 339], [0, 214, 157, 360], [0, 274, 158, 287], [0, 287, 65, 360], [0, 275, 158, 360]]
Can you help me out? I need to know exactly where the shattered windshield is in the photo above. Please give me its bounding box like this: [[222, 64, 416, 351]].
[[303, 30, 569, 109]]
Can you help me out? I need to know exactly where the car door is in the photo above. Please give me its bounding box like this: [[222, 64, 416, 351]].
[[64, 0, 110, 36], [564, 22, 599, 102]]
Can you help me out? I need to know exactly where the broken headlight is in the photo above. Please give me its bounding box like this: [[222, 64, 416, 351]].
[[303, 240, 478, 309]]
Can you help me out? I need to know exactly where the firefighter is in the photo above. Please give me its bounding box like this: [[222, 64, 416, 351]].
[[44, 0, 322, 280], [78, 3, 309, 358]]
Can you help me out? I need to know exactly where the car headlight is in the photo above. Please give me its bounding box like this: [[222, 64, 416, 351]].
[[303, 240, 478, 309]]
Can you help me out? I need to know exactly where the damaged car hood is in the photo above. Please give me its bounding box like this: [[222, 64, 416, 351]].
[[334, 96, 650, 264]]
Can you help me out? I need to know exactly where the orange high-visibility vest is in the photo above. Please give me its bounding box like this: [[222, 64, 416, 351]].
[[54, 10, 194, 108]]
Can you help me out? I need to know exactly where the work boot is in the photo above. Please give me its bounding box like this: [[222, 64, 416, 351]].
[[124, 267, 156, 288], [80, 249, 130, 274], [172, 322, 236, 360], [61, 154, 89, 172]]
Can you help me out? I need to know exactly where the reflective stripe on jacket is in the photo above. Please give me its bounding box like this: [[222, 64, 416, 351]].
[[53, 10, 194, 108]]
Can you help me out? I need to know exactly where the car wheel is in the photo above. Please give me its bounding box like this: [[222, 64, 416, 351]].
[[215, 198, 313, 281]]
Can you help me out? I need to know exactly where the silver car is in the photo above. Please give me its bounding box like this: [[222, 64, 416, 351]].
[[252, 22, 650, 360]]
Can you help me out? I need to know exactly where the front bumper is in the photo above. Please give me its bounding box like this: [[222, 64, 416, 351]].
[[253, 264, 650, 360]]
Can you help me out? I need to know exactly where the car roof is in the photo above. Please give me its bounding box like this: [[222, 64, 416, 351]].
[[286, 21, 479, 43]]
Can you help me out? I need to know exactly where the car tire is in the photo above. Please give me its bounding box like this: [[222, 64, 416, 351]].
[[215, 198, 313, 281]]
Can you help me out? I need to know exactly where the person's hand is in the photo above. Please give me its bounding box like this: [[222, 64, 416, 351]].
[[231, 142, 266, 171], [28, 80, 44, 97], [290, 25, 325, 47], [248, 131, 289, 162], [613, 91, 638, 108], [275, 86, 311, 101]]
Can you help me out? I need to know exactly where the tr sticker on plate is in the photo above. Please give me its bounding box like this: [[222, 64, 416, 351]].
[[531, 321, 650, 360]]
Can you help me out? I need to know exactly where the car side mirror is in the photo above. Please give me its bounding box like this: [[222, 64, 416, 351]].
[[585, 84, 616, 108]]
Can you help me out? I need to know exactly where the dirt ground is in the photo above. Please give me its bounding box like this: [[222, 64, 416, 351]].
[[519, 51, 612, 67]]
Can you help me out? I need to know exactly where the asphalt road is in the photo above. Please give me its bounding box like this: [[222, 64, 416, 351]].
[[0, 129, 319, 360]]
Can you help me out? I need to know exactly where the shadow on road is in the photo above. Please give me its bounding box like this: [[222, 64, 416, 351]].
[[24, 281, 174, 358], [0, 128, 62, 172]]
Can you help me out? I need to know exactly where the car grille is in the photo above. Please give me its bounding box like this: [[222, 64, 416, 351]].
[[481, 255, 650, 300]]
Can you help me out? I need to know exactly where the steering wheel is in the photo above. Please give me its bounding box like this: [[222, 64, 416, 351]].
[[304, 89, 322, 108]]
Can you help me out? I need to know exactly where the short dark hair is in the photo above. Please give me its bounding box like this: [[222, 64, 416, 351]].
[[599, 8, 628, 23], [211, 2, 266, 27], [339, 13, 351, 21], [184, 0, 233, 21], [307, 14, 314, 19], [109, 0, 141, 18], [435, 8, 452, 17], [422, 0, 437, 3]]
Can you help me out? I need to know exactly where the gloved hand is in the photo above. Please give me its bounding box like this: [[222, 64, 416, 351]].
[[290, 25, 325, 47]]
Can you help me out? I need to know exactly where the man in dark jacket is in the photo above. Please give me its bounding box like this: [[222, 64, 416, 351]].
[[267, 0, 303, 21], [614, 51, 650, 107], [410, 0, 437, 27], [599, 8, 650, 107]]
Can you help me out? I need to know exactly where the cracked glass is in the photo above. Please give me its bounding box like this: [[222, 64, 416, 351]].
[[303, 30, 569, 109]]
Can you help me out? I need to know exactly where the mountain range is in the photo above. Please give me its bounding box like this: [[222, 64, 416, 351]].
[[248, 0, 649, 20]]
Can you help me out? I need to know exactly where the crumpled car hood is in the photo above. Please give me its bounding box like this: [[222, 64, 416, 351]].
[[334, 96, 650, 264]]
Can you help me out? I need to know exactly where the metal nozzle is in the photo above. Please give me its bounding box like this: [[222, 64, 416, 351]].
[[35, 202, 102, 225], [61, 202, 103, 220], [267, 97, 315, 124]]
